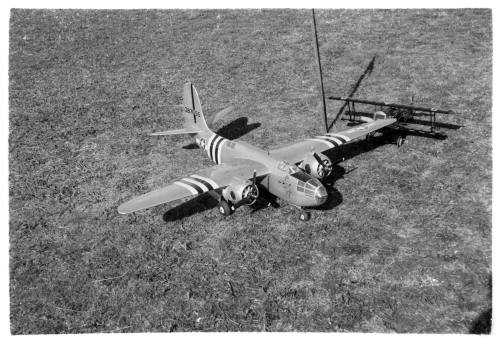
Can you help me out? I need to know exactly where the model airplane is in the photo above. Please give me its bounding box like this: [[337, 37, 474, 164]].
[[117, 82, 401, 221]]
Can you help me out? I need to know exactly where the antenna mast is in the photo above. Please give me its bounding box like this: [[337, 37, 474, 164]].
[[311, 8, 329, 132]]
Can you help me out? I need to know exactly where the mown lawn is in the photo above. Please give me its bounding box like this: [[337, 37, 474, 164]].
[[9, 9, 491, 333]]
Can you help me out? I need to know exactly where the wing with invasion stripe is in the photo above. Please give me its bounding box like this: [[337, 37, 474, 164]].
[[269, 118, 397, 164], [117, 159, 269, 214]]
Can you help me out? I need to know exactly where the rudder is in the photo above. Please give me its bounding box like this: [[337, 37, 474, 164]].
[[183, 82, 210, 132]]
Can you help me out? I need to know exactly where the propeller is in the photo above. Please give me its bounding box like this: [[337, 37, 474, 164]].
[[249, 170, 259, 202], [313, 152, 332, 178], [242, 170, 259, 205]]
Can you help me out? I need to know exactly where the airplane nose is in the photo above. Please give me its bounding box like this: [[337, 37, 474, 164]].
[[314, 185, 328, 204]]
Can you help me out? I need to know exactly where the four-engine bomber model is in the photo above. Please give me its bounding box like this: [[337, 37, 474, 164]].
[[118, 82, 404, 221]]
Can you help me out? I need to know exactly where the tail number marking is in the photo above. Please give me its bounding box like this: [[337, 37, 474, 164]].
[[185, 107, 201, 123]]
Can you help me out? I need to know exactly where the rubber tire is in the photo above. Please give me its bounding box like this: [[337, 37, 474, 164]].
[[218, 200, 233, 216], [366, 132, 374, 142], [396, 135, 405, 148], [299, 212, 311, 222]]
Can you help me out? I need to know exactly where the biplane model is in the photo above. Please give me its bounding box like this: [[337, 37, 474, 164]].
[[117, 82, 457, 221], [328, 95, 459, 144]]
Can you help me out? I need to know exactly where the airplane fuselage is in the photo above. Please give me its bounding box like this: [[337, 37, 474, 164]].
[[196, 132, 328, 207]]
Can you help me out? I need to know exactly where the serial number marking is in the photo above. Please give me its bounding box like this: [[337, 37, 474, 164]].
[[185, 107, 201, 123]]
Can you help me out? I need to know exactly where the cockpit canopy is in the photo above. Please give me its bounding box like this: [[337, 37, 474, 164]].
[[277, 160, 301, 174], [276, 160, 326, 200], [292, 170, 323, 197], [278, 161, 322, 187]]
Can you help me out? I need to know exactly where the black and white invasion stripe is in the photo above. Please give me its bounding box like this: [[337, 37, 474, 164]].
[[307, 133, 351, 149], [326, 133, 350, 143], [174, 174, 219, 195], [206, 134, 227, 164]]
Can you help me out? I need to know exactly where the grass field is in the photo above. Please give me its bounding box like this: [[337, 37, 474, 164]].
[[9, 9, 491, 333]]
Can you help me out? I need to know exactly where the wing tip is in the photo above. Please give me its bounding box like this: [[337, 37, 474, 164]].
[[117, 206, 129, 215], [117, 203, 136, 215]]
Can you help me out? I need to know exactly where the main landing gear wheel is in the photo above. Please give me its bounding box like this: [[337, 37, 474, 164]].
[[396, 135, 405, 148], [366, 132, 374, 143], [218, 200, 234, 216], [299, 211, 311, 222]]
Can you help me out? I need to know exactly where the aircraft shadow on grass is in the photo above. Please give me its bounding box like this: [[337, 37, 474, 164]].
[[183, 117, 261, 149], [313, 164, 344, 211], [162, 192, 218, 222], [469, 273, 492, 334], [329, 54, 378, 130], [162, 185, 280, 222]]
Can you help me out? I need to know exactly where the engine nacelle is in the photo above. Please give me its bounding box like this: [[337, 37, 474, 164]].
[[299, 153, 332, 179], [222, 178, 259, 205]]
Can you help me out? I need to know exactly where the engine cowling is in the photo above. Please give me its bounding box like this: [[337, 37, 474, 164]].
[[222, 178, 259, 205], [300, 153, 332, 179]]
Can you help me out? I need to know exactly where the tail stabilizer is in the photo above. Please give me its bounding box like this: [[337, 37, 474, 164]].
[[182, 82, 210, 132], [210, 106, 234, 126], [150, 128, 201, 136]]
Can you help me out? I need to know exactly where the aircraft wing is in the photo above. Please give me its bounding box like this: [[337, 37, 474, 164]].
[[269, 118, 397, 164], [117, 158, 269, 214]]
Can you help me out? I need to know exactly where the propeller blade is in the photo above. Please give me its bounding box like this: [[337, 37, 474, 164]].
[[248, 170, 259, 203], [313, 152, 325, 168]]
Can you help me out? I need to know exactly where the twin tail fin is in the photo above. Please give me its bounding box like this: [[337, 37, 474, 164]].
[[151, 82, 210, 136]]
